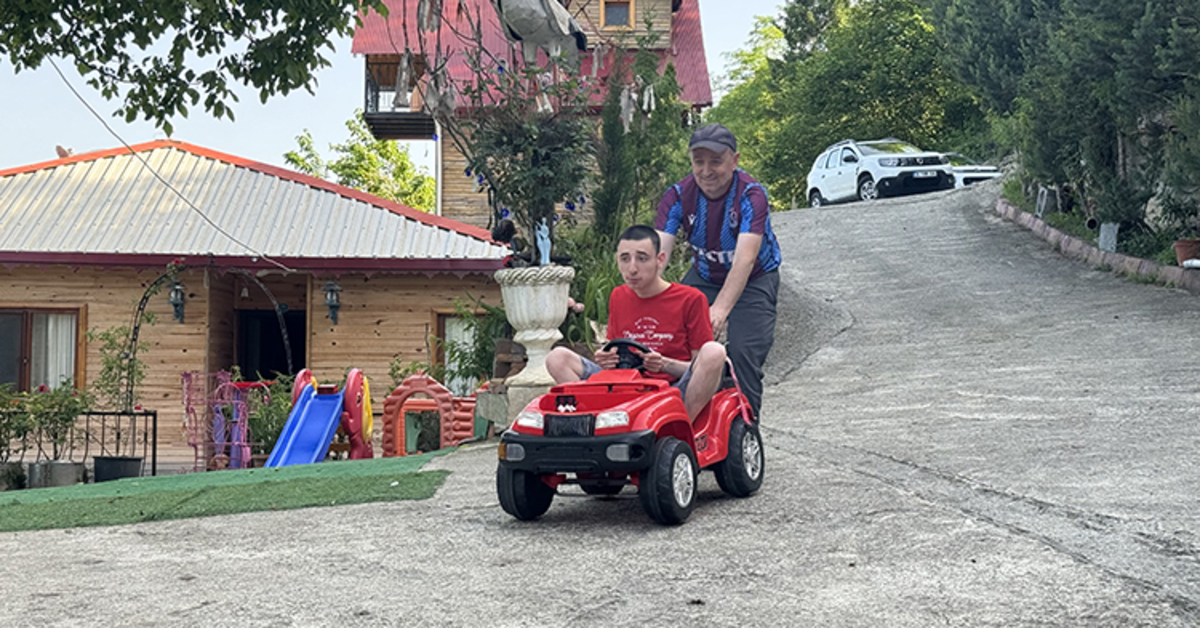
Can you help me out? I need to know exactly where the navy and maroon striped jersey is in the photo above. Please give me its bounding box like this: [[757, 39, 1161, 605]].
[[655, 170, 782, 283]]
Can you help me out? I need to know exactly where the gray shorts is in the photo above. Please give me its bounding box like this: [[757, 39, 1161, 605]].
[[579, 357, 695, 398]]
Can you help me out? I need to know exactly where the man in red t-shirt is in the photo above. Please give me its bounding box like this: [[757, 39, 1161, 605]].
[[546, 225, 727, 422]]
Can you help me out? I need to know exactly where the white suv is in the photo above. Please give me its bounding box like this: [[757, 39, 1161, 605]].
[[805, 139, 955, 206]]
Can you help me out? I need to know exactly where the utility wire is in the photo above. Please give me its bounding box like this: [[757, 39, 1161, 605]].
[[47, 57, 295, 273]]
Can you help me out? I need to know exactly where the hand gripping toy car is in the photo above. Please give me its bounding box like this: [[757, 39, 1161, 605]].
[[496, 338, 764, 525]]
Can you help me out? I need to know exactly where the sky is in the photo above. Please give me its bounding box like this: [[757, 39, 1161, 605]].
[[0, 0, 783, 174]]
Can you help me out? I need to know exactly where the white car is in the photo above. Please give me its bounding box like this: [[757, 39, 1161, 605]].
[[805, 139, 955, 206], [946, 152, 1003, 188]]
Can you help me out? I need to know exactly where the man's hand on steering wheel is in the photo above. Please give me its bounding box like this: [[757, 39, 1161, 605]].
[[601, 338, 652, 371]]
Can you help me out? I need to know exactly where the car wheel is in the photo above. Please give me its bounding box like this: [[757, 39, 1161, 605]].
[[714, 419, 764, 497], [497, 465, 555, 520], [809, 190, 824, 207], [857, 176, 878, 201], [638, 436, 697, 525]]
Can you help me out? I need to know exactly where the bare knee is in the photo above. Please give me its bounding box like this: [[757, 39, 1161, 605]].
[[546, 346, 584, 383]]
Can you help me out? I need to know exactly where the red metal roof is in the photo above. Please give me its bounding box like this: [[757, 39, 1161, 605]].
[[351, 0, 712, 106]]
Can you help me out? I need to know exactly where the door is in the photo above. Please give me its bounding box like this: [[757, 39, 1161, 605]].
[[237, 310, 306, 379], [829, 147, 860, 200]]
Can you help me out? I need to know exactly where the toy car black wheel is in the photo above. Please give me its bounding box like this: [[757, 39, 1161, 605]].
[[638, 436, 697, 525], [497, 465, 555, 520], [715, 419, 764, 497]]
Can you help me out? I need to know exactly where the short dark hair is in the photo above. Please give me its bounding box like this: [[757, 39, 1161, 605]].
[[618, 225, 660, 254]]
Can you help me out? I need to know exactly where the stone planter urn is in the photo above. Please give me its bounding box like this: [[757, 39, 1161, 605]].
[[494, 264, 575, 425]]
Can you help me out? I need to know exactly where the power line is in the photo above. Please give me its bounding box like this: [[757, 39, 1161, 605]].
[[47, 58, 295, 273]]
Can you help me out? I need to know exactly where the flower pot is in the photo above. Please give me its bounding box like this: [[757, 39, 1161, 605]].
[[27, 460, 86, 488], [494, 264, 575, 424], [0, 462, 26, 491], [93, 456, 143, 482], [1174, 238, 1200, 266]]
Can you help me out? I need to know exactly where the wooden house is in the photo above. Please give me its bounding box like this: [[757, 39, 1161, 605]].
[[0, 141, 508, 448], [351, 0, 714, 228]]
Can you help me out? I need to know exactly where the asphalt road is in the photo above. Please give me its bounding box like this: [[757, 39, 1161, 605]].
[[2, 180, 1199, 627]]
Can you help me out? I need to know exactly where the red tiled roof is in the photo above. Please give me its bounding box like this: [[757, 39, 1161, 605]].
[[351, 0, 712, 106]]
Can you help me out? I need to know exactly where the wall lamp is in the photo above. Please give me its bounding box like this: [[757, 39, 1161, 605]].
[[168, 281, 186, 323], [322, 280, 342, 325]]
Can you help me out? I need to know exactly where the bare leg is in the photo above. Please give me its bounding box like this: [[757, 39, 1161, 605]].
[[684, 342, 727, 421], [546, 346, 587, 384]]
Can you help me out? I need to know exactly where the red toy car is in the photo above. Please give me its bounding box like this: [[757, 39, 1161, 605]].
[[497, 339, 764, 525]]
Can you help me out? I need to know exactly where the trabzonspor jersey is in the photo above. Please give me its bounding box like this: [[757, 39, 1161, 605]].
[[606, 283, 713, 381], [655, 170, 783, 283]]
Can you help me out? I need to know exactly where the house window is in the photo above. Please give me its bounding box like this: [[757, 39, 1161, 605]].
[[435, 313, 478, 397], [603, 0, 632, 28], [0, 309, 81, 392]]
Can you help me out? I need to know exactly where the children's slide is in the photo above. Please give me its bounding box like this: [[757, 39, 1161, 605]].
[[263, 384, 345, 468]]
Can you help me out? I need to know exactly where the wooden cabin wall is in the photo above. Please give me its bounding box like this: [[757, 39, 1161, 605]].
[[440, 142, 491, 229], [0, 266, 209, 447], [206, 270, 236, 375], [307, 272, 501, 398], [574, 0, 673, 40]]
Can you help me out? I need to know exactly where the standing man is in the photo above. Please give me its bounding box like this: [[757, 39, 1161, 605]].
[[655, 123, 782, 420]]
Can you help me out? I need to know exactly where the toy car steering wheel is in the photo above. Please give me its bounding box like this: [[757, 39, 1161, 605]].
[[602, 338, 651, 370]]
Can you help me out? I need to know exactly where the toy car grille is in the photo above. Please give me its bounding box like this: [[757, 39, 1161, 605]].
[[545, 414, 595, 437]]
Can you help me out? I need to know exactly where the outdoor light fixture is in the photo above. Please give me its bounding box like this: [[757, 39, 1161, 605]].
[[168, 281, 186, 323], [323, 280, 342, 325]]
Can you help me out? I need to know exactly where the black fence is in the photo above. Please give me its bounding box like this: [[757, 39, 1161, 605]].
[[5, 410, 160, 477], [78, 411, 158, 476]]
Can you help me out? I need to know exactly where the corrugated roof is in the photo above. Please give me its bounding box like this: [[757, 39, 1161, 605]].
[[352, 0, 712, 106], [0, 141, 509, 271]]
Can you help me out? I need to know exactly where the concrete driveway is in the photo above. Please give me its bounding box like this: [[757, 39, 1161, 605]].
[[2, 181, 1198, 626]]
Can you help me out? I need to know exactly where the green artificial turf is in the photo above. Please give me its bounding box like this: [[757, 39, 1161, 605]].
[[0, 453, 452, 532]]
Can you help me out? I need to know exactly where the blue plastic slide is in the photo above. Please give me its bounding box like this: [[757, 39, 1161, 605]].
[[264, 385, 345, 467]]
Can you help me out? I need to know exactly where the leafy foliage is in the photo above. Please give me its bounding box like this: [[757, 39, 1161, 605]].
[[24, 383, 93, 461], [245, 375, 295, 456], [87, 320, 151, 413], [0, 0, 386, 134], [0, 384, 33, 463], [286, 111, 436, 212], [930, 0, 1200, 247]]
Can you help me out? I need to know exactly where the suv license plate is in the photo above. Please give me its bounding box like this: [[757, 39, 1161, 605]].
[[914, 170, 937, 178]]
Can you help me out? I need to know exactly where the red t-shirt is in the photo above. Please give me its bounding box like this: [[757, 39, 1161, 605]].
[[606, 283, 713, 381]]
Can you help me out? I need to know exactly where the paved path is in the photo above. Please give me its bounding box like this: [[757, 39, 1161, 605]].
[[2, 181, 1198, 626]]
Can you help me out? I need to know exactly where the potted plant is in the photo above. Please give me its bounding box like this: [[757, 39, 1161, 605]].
[[87, 322, 150, 481], [415, 5, 595, 419], [0, 384, 32, 490], [26, 382, 91, 488]]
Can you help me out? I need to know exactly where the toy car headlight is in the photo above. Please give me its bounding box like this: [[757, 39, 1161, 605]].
[[516, 410, 543, 430], [595, 411, 630, 430], [878, 157, 899, 167]]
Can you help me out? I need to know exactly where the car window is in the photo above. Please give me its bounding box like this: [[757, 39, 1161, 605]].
[[859, 141, 921, 154], [841, 147, 857, 164]]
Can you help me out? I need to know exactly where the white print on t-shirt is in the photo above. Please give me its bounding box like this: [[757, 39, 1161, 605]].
[[690, 243, 735, 264], [618, 317, 675, 351]]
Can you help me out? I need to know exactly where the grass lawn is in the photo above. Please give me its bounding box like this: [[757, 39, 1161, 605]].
[[0, 452, 452, 533]]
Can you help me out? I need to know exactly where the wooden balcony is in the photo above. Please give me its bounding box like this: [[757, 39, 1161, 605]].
[[363, 54, 437, 141]]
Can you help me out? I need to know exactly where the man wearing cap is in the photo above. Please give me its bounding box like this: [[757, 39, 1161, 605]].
[[655, 123, 782, 421]]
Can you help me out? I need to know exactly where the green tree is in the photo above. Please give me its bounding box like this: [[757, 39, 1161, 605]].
[[0, 1, 385, 134], [759, 0, 986, 204], [286, 111, 436, 212], [708, 17, 788, 201]]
